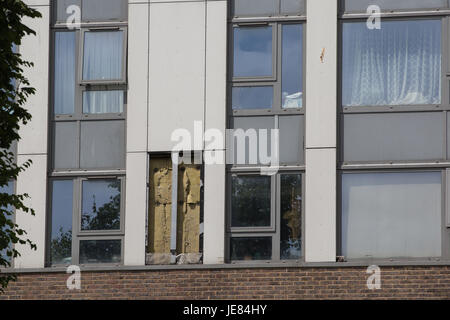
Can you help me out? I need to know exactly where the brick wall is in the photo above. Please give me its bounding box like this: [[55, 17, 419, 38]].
[[1, 266, 450, 300]]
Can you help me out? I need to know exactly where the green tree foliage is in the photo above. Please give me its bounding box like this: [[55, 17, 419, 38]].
[[0, 0, 41, 292]]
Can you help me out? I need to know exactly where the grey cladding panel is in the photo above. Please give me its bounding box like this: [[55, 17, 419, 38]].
[[281, 0, 305, 14], [343, 112, 444, 162], [229, 116, 275, 166], [279, 115, 304, 165], [82, 0, 127, 22], [53, 122, 78, 169], [56, 0, 81, 23], [80, 120, 125, 169], [233, 0, 279, 17], [344, 0, 448, 12]]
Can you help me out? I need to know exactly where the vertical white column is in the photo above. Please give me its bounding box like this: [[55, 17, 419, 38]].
[[304, 0, 338, 262], [15, 1, 50, 269], [124, 0, 150, 266], [203, 0, 227, 264]]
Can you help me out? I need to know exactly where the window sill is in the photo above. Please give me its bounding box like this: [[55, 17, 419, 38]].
[[3, 259, 450, 274]]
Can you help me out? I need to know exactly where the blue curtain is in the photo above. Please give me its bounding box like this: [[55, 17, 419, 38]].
[[54, 32, 75, 114], [342, 20, 441, 107], [83, 30, 123, 81]]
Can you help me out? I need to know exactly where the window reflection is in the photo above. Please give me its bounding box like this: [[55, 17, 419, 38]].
[[280, 174, 302, 260], [231, 175, 271, 227], [230, 237, 272, 261], [50, 180, 73, 265], [79, 239, 121, 264], [81, 179, 121, 231], [232, 86, 273, 110], [54, 31, 76, 115], [233, 26, 273, 78], [282, 24, 303, 109]]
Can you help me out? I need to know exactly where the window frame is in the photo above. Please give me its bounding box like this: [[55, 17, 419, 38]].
[[50, 27, 128, 121], [47, 176, 125, 267], [226, 170, 305, 264], [229, 20, 306, 117], [50, 25, 128, 172], [78, 26, 128, 86], [338, 15, 450, 168], [337, 169, 450, 263], [339, 16, 448, 113]]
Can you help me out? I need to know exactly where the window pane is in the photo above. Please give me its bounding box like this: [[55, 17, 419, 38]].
[[50, 180, 73, 265], [342, 20, 441, 107], [280, 174, 302, 260], [0, 182, 14, 265], [344, 0, 447, 12], [83, 31, 124, 81], [54, 32, 75, 114], [81, 179, 121, 231], [231, 175, 271, 227], [80, 120, 126, 169], [82, 0, 127, 22], [233, 26, 273, 78], [232, 86, 273, 110], [342, 172, 442, 259], [79, 240, 121, 264], [233, 0, 278, 16], [83, 90, 124, 114], [230, 237, 272, 260], [282, 24, 303, 109]]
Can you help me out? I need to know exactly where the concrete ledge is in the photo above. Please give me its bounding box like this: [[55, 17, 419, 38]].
[[2, 259, 450, 275]]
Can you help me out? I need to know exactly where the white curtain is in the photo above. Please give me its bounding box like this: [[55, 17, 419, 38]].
[[342, 172, 442, 259], [83, 31, 123, 81], [83, 90, 123, 114], [54, 32, 75, 114], [342, 20, 441, 107]]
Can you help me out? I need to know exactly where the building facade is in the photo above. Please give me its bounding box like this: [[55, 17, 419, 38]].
[[2, 0, 450, 299]]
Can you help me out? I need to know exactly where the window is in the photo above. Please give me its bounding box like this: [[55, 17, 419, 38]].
[[342, 19, 441, 107], [51, 27, 127, 171], [228, 173, 302, 262], [81, 30, 125, 83], [341, 172, 443, 259], [227, 2, 305, 263], [48, 1, 127, 266], [339, 5, 450, 263], [49, 178, 124, 266], [232, 23, 304, 112], [229, 22, 304, 165]]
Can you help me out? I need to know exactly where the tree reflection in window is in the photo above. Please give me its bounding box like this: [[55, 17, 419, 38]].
[[81, 179, 121, 231], [280, 174, 302, 260], [231, 175, 271, 227]]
